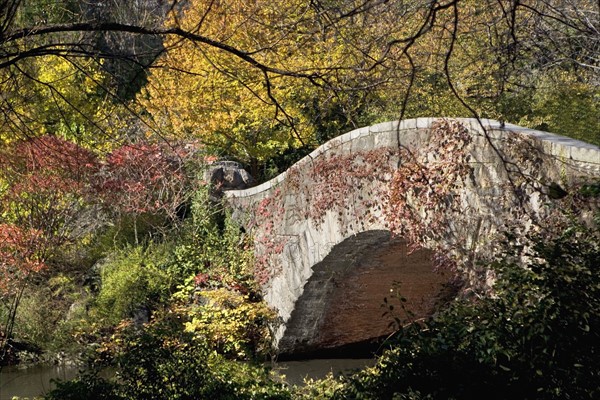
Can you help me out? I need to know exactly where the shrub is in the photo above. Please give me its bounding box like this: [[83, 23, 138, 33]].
[[184, 288, 276, 359], [166, 185, 255, 289], [48, 309, 290, 400], [92, 245, 170, 325], [12, 274, 89, 353]]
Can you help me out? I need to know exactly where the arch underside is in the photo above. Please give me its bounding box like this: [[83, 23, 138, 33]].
[[277, 230, 454, 357]]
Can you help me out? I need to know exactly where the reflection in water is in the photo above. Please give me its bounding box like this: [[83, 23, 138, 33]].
[[0, 364, 78, 400], [0, 358, 373, 398], [275, 358, 374, 386]]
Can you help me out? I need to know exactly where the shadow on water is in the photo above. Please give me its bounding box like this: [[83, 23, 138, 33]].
[[273, 339, 381, 386]]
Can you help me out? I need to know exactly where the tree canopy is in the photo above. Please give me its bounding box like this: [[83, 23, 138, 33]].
[[1, 0, 597, 158]]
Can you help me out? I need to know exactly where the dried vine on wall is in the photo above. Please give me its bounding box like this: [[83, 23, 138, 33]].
[[244, 118, 592, 287], [248, 146, 398, 285], [385, 119, 474, 268]]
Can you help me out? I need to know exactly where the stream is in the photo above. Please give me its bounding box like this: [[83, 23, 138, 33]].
[[0, 359, 373, 399], [0, 364, 78, 400]]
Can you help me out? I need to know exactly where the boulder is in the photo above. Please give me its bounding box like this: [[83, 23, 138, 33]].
[[204, 161, 254, 200]]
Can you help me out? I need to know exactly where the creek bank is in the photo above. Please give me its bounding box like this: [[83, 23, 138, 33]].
[[0, 338, 43, 367]]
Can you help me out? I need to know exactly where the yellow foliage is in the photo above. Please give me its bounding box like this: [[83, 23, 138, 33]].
[[518, 71, 600, 145], [141, 0, 407, 169], [0, 55, 127, 152], [184, 288, 276, 359]]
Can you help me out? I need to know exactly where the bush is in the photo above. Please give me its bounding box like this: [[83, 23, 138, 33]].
[[47, 184, 287, 399], [46, 370, 120, 400], [92, 244, 171, 325], [7, 274, 91, 357], [184, 288, 276, 359], [48, 309, 290, 400], [165, 185, 256, 292]]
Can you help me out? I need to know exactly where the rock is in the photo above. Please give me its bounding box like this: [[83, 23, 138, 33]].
[[204, 161, 254, 200], [132, 305, 150, 327]]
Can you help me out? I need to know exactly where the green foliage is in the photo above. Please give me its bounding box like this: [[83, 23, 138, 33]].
[[15, 0, 79, 26], [46, 369, 119, 400], [292, 373, 345, 400], [579, 181, 600, 202], [110, 313, 289, 400], [260, 145, 314, 181], [47, 308, 290, 400], [167, 186, 255, 287], [92, 245, 171, 325], [46, 182, 288, 398], [336, 225, 600, 399], [12, 274, 89, 353], [164, 188, 274, 360], [518, 71, 600, 146]]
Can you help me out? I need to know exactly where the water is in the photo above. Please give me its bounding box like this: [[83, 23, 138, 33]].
[[274, 358, 374, 386], [0, 359, 373, 398], [0, 364, 79, 400]]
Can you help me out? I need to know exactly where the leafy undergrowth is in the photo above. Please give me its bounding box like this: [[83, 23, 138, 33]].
[[43, 220, 600, 400]]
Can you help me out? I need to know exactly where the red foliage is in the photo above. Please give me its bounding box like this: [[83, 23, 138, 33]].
[[97, 142, 191, 219], [194, 272, 210, 286], [385, 119, 473, 264], [245, 120, 473, 284], [248, 147, 397, 285], [0, 135, 100, 244], [0, 224, 46, 295], [303, 148, 396, 228], [0, 136, 99, 202], [250, 190, 287, 285], [0, 135, 99, 192]]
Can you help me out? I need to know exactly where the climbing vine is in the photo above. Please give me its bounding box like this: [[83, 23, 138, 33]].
[[303, 148, 397, 227], [247, 143, 398, 285], [241, 118, 597, 287], [385, 119, 474, 267], [245, 120, 473, 285], [250, 189, 287, 285]]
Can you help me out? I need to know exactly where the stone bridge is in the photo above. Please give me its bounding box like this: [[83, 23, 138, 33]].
[[224, 118, 600, 356]]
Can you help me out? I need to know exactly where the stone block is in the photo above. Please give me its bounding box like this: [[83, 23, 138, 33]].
[[398, 118, 417, 131], [569, 144, 600, 168], [417, 117, 437, 129], [369, 120, 394, 133]]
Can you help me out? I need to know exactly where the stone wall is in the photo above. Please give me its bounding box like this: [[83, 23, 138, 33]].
[[225, 118, 600, 355]]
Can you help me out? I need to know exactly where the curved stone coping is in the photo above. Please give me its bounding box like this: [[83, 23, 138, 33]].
[[225, 118, 600, 199]]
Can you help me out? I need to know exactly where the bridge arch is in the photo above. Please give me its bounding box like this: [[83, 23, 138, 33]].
[[276, 230, 451, 356], [225, 118, 600, 354]]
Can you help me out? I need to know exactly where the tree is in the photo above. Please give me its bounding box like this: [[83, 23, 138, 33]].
[[0, 134, 197, 365], [139, 0, 405, 175], [0, 223, 46, 366], [96, 140, 195, 244], [0, 53, 133, 149], [0, 135, 99, 367], [1, 0, 598, 156], [0, 135, 99, 249]]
